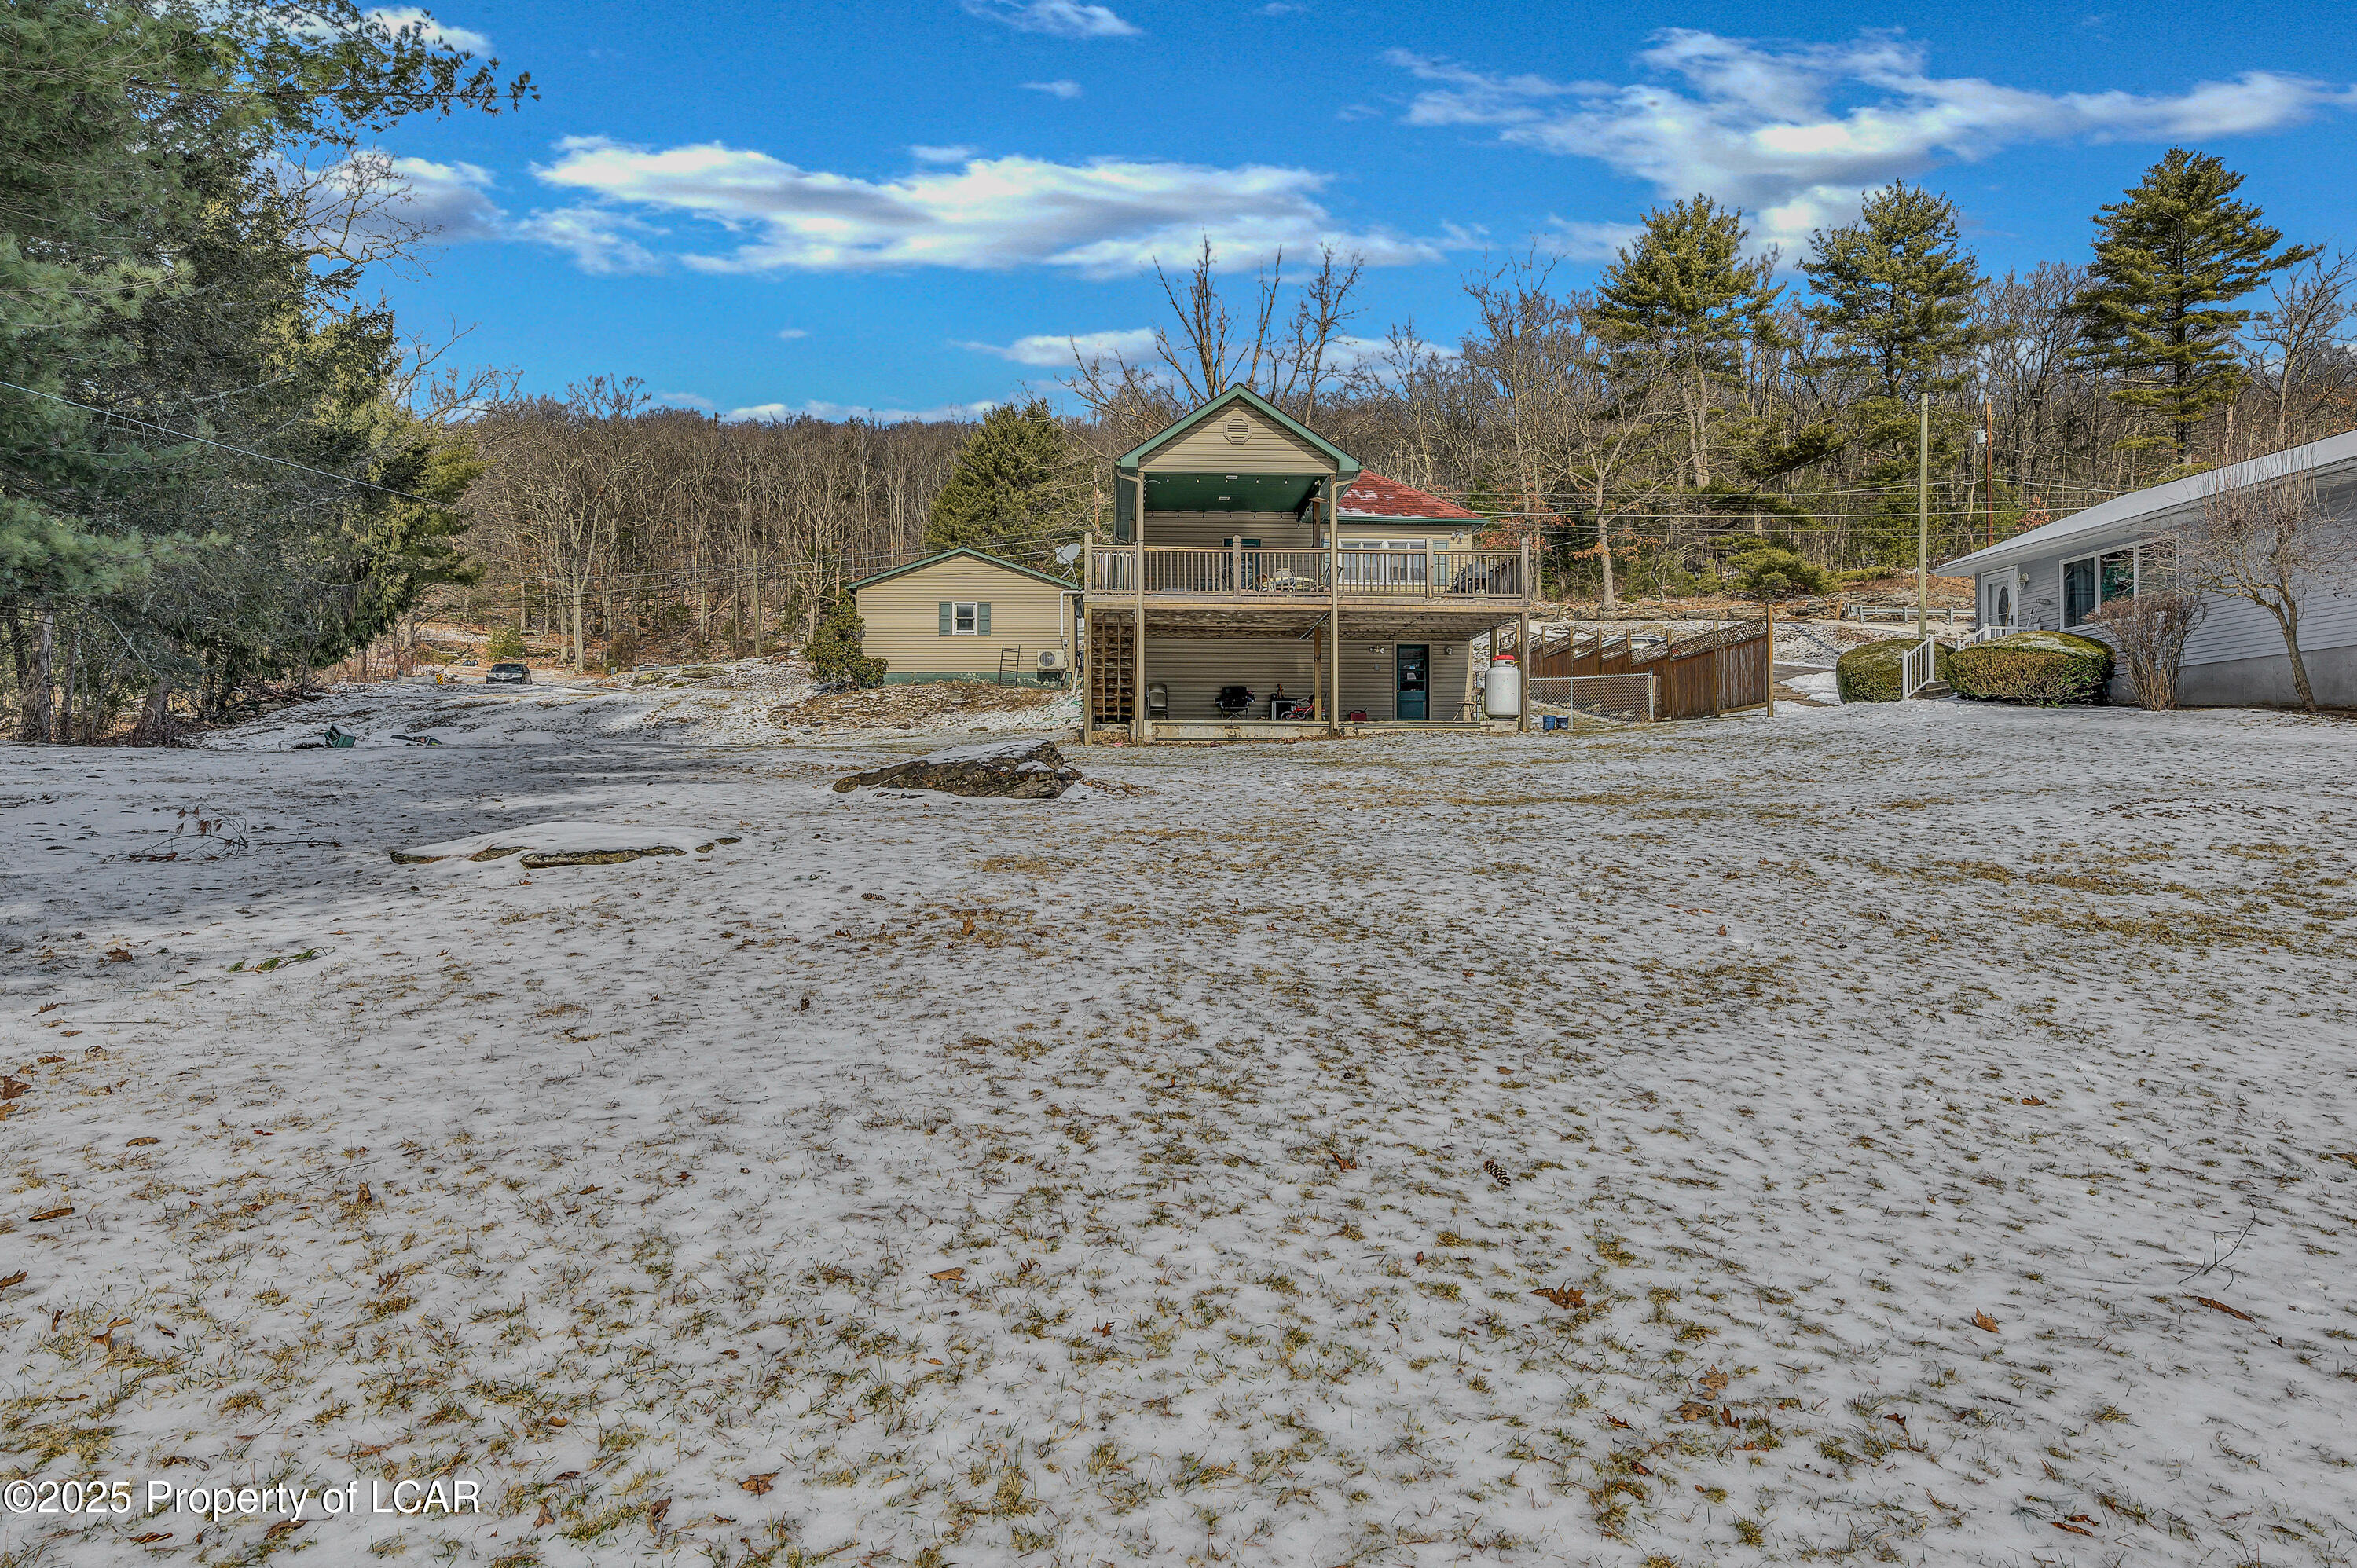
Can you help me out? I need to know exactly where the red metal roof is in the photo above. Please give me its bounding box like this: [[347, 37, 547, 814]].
[[1337, 471, 1480, 522]]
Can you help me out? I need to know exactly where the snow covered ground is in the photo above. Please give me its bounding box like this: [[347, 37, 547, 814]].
[[3, 695, 2355, 1567]]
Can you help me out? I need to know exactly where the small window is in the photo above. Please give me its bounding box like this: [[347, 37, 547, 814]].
[[952, 601, 978, 634]]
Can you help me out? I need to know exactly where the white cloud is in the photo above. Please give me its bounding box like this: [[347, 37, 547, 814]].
[[533, 138, 1437, 276], [776, 328, 810, 341], [1391, 32, 2357, 249], [1023, 79, 1083, 99], [961, 0, 1137, 38], [382, 156, 504, 240], [1539, 217, 1643, 260], [911, 144, 979, 163], [511, 204, 665, 274], [725, 397, 999, 424], [654, 390, 715, 410], [365, 6, 491, 52], [961, 328, 1157, 365]]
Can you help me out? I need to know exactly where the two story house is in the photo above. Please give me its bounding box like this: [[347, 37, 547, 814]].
[[1081, 389, 1533, 741]]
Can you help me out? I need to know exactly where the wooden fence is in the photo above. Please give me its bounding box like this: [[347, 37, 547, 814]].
[[1525, 622, 1772, 720]]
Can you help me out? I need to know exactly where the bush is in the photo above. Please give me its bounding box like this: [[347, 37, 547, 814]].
[[484, 626, 526, 660], [1835, 637, 1949, 702], [1948, 631, 2113, 706], [603, 624, 640, 672], [1728, 546, 1833, 600], [805, 599, 886, 687]]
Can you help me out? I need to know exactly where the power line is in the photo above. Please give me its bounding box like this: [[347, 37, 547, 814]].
[[0, 379, 457, 510]]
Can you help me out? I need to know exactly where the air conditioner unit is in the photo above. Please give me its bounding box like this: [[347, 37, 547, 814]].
[[1036, 648, 1067, 671]]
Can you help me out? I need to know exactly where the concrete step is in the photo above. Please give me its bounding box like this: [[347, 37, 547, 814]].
[[1910, 681, 1953, 699]]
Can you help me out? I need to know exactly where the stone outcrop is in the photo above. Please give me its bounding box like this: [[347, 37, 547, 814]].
[[833, 738, 1083, 799]]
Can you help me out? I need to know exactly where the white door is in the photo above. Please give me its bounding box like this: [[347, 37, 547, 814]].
[[1981, 574, 2014, 630]]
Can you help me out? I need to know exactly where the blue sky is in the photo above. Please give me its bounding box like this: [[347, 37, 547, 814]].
[[366, 0, 2357, 420]]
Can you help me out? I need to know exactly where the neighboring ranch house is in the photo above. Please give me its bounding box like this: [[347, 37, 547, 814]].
[[849, 548, 1078, 685], [1938, 428, 2357, 709], [1084, 388, 1534, 740]]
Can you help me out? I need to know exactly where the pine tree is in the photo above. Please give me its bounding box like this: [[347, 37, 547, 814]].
[[1803, 181, 1981, 401], [923, 399, 1084, 555], [2075, 148, 2318, 463], [1589, 196, 1781, 489]]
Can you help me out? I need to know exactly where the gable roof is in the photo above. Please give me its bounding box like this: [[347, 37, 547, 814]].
[[847, 546, 1075, 594], [1938, 426, 2357, 577], [1339, 471, 1480, 522], [1116, 387, 1361, 479]]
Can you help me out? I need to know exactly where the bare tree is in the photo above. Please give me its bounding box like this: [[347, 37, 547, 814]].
[[2091, 588, 2205, 709], [2191, 472, 2347, 711], [2245, 251, 2356, 453]]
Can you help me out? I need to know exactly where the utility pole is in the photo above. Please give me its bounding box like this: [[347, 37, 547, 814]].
[[1984, 397, 1996, 549], [1915, 391, 1930, 646]]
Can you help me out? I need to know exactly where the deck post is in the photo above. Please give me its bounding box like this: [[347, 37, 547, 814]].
[[1133, 471, 1147, 741], [1326, 476, 1341, 735], [1080, 544, 1093, 746], [1517, 606, 1531, 733]]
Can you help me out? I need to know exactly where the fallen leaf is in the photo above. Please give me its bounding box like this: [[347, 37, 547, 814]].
[[2191, 1295, 2255, 1321], [926, 1357, 944, 1366], [0, 1077, 29, 1101], [0, 1271, 25, 1291], [38, 1055, 64, 1064], [2053, 1521, 2095, 1537], [930, 1268, 966, 1281], [577, 1185, 601, 1195], [263, 1520, 302, 1540], [30, 1207, 73, 1222], [1970, 1310, 2000, 1332], [535, 1501, 555, 1527], [1676, 1401, 1714, 1422], [1699, 1368, 1729, 1396], [2020, 1096, 2045, 1106], [129, 1136, 159, 1146], [740, 1473, 778, 1497], [1717, 924, 1728, 936], [37, 1003, 58, 1014], [1331, 1151, 1357, 1172], [1629, 1460, 1653, 1476], [105, 948, 133, 962], [1532, 1284, 1586, 1310], [1605, 1415, 1633, 1430]]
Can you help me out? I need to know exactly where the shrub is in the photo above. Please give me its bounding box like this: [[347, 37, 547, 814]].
[[2090, 595, 2201, 709], [1728, 546, 1833, 600], [1948, 631, 2113, 706], [1835, 638, 1948, 703], [805, 598, 886, 687], [603, 624, 640, 672], [484, 626, 527, 660]]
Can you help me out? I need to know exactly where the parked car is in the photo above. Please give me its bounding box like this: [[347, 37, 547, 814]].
[[486, 662, 531, 684]]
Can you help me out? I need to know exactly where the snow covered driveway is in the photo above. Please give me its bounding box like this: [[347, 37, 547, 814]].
[[3, 698, 2354, 1567]]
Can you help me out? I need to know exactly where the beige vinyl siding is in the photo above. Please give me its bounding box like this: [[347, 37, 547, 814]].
[[1144, 404, 1335, 475], [1137, 636, 1316, 721], [1335, 639, 1472, 721], [1336, 523, 1477, 545], [1138, 511, 1316, 548], [856, 559, 1069, 678]]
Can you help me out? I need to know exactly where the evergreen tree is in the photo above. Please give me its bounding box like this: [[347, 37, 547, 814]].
[[1589, 196, 1782, 489], [923, 399, 1084, 555], [1803, 181, 1981, 401], [2074, 148, 2318, 463]]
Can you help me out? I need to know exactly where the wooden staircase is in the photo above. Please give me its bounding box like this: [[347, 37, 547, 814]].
[[1090, 618, 1134, 724]]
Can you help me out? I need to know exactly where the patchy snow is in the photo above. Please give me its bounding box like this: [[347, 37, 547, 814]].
[[1784, 670, 1842, 703], [3, 702, 2355, 1567]]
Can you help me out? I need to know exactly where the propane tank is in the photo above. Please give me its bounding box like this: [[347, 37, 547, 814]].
[[1485, 652, 1521, 719]]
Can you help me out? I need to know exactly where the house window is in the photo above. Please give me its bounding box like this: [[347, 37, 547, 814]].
[[952, 602, 978, 634], [2062, 547, 2139, 628], [1339, 540, 1428, 587]]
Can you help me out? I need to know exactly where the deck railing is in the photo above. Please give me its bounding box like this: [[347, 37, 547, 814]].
[[1088, 545, 1527, 602]]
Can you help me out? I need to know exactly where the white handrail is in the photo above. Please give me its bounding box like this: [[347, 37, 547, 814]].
[[1899, 636, 1940, 698], [1959, 623, 2014, 647]]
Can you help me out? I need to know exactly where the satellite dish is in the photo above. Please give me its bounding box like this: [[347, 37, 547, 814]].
[[1054, 544, 1083, 566]]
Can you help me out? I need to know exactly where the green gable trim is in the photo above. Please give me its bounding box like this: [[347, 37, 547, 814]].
[[1116, 387, 1361, 480], [847, 546, 1076, 594]]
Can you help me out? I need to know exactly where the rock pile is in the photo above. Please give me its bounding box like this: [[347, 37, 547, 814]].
[[833, 738, 1084, 799]]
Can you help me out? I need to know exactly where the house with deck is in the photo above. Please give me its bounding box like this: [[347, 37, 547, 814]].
[[1937, 429, 2357, 709], [1081, 389, 1534, 740]]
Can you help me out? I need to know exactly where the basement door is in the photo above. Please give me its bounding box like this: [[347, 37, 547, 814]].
[[1395, 644, 1429, 720]]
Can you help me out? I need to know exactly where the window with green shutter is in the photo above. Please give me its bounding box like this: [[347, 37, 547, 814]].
[[977, 601, 992, 636]]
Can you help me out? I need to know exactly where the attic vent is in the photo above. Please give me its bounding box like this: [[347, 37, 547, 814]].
[[1222, 416, 1250, 445]]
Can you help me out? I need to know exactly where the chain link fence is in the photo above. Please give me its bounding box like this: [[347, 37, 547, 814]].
[[1528, 673, 1655, 728]]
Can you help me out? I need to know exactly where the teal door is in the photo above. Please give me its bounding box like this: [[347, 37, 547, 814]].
[[1395, 644, 1429, 720]]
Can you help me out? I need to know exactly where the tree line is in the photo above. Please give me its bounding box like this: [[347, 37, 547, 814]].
[[7, 0, 2351, 738]]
